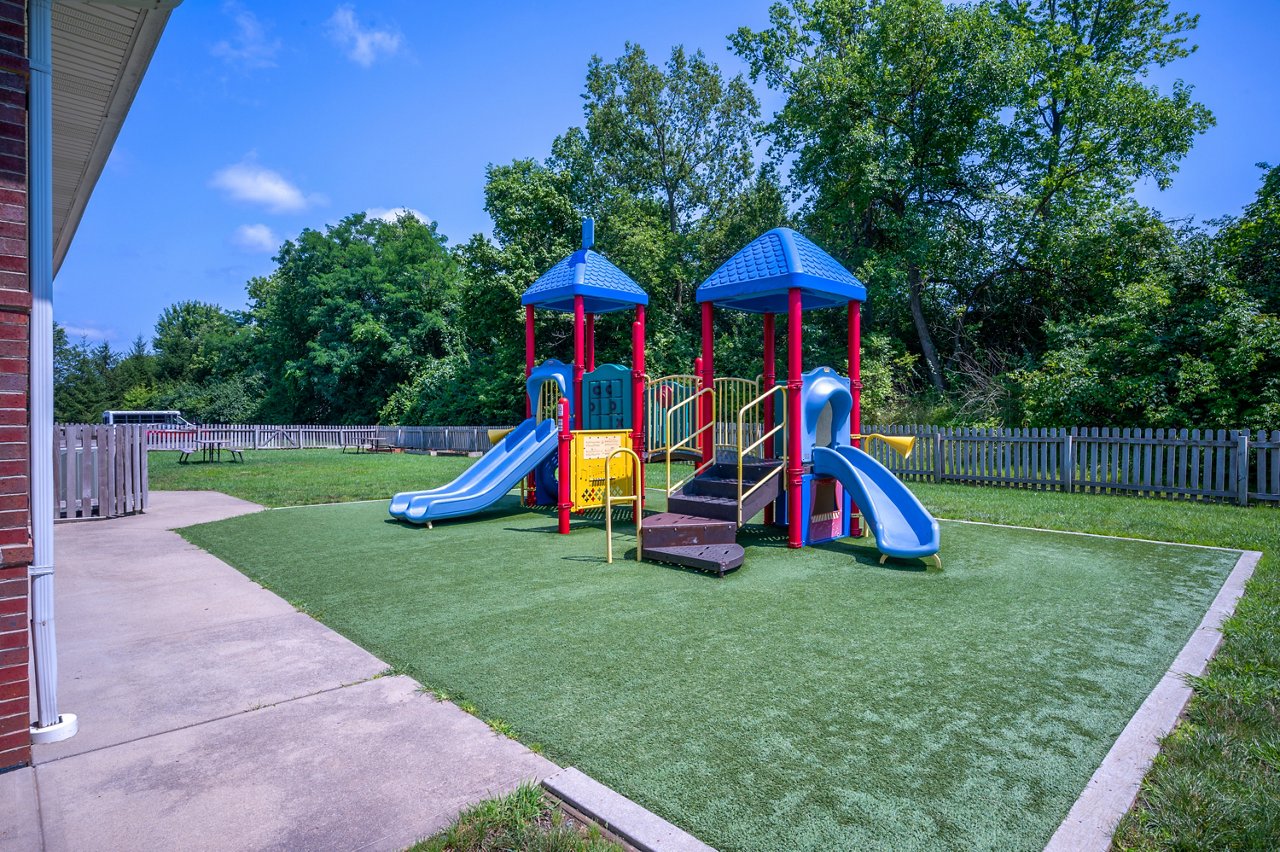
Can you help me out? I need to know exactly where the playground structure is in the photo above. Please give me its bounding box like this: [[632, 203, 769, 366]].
[[390, 223, 940, 573], [389, 220, 647, 528]]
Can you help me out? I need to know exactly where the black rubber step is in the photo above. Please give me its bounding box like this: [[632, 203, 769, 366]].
[[665, 492, 740, 523], [641, 512, 737, 548], [685, 475, 751, 498], [707, 460, 783, 482], [669, 475, 780, 525], [642, 543, 745, 577]]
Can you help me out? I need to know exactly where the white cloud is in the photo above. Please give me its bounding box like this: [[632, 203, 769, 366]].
[[232, 223, 280, 253], [210, 159, 313, 212], [327, 5, 402, 67], [211, 2, 280, 70], [62, 325, 113, 342], [367, 206, 431, 225]]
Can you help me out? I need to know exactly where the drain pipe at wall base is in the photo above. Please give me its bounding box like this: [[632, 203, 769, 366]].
[[28, 0, 76, 744]]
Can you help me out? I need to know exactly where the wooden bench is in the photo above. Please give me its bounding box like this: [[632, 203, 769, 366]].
[[177, 445, 196, 463]]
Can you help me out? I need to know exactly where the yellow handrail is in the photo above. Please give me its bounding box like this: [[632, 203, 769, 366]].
[[604, 447, 643, 564], [735, 385, 787, 526], [665, 387, 716, 495]]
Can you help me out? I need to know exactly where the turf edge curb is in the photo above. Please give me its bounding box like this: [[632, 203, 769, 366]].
[[543, 767, 716, 852], [1044, 548, 1262, 851]]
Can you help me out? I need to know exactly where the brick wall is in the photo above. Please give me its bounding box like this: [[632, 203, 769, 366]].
[[0, 0, 30, 771]]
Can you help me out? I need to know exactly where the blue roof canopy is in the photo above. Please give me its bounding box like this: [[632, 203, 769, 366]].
[[696, 228, 866, 313], [521, 248, 649, 314]]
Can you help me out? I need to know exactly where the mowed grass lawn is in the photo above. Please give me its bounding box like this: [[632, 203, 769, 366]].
[[170, 453, 1259, 851], [148, 449, 474, 507]]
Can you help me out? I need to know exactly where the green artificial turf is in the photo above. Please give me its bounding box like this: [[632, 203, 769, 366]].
[[180, 490, 1240, 851], [901, 483, 1280, 850], [148, 449, 472, 507]]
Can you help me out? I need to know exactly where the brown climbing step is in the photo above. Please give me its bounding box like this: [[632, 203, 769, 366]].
[[640, 512, 737, 548], [641, 543, 745, 577]]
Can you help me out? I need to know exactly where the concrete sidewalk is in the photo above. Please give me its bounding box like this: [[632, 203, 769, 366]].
[[1, 491, 555, 851]]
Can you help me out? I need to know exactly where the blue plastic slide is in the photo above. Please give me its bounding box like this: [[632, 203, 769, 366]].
[[811, 445, 941, 563], [389, 418, 557, 525]]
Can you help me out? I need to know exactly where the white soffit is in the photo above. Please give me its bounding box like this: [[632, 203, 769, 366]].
[[51, 1, 176, 275]]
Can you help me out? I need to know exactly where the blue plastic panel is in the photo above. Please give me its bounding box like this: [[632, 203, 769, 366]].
[[527, 359, 573, 420], [696, 228, 866, 313], [522, 249, 648, 314], [582, 363, 632, 430]]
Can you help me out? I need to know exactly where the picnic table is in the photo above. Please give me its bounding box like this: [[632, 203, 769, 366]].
[[178, 437, 244, 463], [345, 435, 392, 453]]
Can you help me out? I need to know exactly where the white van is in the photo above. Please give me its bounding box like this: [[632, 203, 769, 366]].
[[101, 410, 192, 426]]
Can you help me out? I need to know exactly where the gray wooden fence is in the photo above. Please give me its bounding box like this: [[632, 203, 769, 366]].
[[861, 425, 1280, 506], [54, 424, 148, 520], [144, 424, 500, 454]]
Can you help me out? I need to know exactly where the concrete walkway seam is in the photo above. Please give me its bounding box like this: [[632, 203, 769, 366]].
[[1044, 548, 1262, 851], [32, 675, 383, 766], [543, 767, 715, 852]]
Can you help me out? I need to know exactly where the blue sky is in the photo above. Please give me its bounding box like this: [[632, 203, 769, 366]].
[[54, 1, 1280, 345]]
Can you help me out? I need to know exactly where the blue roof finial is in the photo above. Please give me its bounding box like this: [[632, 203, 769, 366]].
[[582, 218, 594, 250]]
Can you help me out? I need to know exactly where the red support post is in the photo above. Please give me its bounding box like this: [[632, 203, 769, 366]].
[[848, 301, 861, 445], [762, 313, 776, 456], [525, 305, 535, 416], [762, 312, 776, 525], [558, 397, 572, 534], [586, 313, 596, 373], [631, 305, 646, 510], [525, 304, 536, 504], [700, 301, 715, 466], [848, 300, 863, 536], [787, 288, 804, 549], [573, 295, 585, 430]]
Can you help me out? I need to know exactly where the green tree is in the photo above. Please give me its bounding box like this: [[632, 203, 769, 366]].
[[733, 0, 1017, 391], [1215, 162, 1280, 314], [584, 43, 761, 236], [111, 335, 156, 402], [53, 328, 116, 423], [453, 41, 778, 414], [153, 301, 242, 384], [1016, 215, 1280, 428], [986, 0, 1215, 345], [251, 211, 463, 423]]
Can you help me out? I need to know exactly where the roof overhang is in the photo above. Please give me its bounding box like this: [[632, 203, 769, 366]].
[[52, 0, 180, 276]]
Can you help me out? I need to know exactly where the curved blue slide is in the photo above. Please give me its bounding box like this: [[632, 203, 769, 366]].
[[811, 445, 941, 563], [389, 418, 557, 525]]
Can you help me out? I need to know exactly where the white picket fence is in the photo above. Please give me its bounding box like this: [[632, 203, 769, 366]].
[[54, 424, 148, 520], [127, 420, 1280, 508], [143, 424, 501, 454], [862, 426, 1280, 506]]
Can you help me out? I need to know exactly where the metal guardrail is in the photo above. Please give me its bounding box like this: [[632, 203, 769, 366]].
[[735, 385, 787, 526], [665, 388, 716, 495]]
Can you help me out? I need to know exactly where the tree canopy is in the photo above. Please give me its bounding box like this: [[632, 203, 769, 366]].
[[55, 7, 1277, 431]]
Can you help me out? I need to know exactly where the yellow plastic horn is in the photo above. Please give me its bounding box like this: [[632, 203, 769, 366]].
[[854, 433, 916, 459], [488, 427, 514, 445]]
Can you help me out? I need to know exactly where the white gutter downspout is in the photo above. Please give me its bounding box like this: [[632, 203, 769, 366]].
[[29, 0, 76, 744]]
